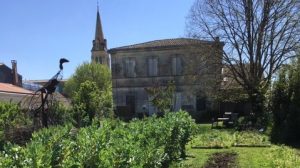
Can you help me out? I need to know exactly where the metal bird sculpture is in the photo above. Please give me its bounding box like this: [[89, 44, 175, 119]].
[[27, 58, 69, 128], [42, 58, 69, 94]]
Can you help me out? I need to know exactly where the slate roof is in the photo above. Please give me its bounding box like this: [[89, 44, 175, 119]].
[[109, 38, 220, 52]]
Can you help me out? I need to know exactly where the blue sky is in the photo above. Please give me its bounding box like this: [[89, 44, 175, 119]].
[[0, 0, 195, 80]]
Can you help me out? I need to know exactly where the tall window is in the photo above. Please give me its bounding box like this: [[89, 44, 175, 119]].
[[124, 58, 136, 77], [96, 57, 103, 64], [172, 56, 182, 75], [196, 96, 206, 111], [148, 57, 158, 76]]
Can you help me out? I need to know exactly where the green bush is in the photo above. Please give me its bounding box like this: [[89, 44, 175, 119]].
[[64, 62, 113, 122], [47, 100, 72, 126], [0, 102, 32, 145], [0, 110, 196, 167], [72, 81, 106, 127], [0, 102, 29, 130]]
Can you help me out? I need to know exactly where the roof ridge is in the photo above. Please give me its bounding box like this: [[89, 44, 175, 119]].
[[109, 38, 213, 51]]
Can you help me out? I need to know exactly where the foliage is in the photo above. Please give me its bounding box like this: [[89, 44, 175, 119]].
[[0, 102, 32, 146], [191, 126, 270, 148], [47, 100, 72, 126], [268, 145, 300, 167], [0, 102, 29, 131], [214, 88, 248, 103], [191, 130, 233, 148], [270, 57, 300, 143], [176, 124, 300, 168], [64, 62, 112, 98], [145, 80, 175, 114], [0, 111, 196, 167], [233, 131, 270, 146], [72, 81, 112, 127], [64, 62, 113, 126], [187, 0, 300, 126]]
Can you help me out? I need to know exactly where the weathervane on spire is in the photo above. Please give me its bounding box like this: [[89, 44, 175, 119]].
[[97, 0, 99, 11]]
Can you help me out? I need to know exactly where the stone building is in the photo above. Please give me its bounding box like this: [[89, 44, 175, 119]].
[[108, 39, 224, 120], [0, 60, 22, 86], [91, 9, 224, 120]]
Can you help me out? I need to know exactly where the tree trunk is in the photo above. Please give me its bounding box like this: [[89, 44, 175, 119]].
[[248, 90, 265, 127]]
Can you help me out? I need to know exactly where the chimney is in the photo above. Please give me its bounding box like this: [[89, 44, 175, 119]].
[[11, 60, 19, 86]]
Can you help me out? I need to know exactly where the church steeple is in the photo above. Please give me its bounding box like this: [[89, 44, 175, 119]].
[[91, 3, 109, 66], [92, 7, 106, 51]]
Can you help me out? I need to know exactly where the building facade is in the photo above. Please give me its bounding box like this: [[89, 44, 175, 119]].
[[91, 9, 224, 120], [108, 39, 223, 120]]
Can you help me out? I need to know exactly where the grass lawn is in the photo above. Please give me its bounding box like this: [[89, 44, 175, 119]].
[[173, 124, 300, 168]]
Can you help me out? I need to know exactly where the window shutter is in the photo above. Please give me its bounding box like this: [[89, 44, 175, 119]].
[[172, 57, 176, 75], [131, 59, 136, 77], [148, 58, 153, 76], [148, 58, 158, 76], [176, 57, 182, 75], [172, 57, 183, 75], [153, 58, 158, 76], [125, 59, 130, 77], [124, 58, 135, 77]]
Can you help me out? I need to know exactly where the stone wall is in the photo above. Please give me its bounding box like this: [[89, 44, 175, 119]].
[[110, 42, 223, 120]]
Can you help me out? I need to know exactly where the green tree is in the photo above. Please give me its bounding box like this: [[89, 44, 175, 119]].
[[187, 0, 300, 126], [64, 62, 113, 126], [271, 57, 300, 143], [145, 81, 175, 114], [64, 62, 112, 98]]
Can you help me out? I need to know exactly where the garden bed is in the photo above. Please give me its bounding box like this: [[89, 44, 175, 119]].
[[204, 152, 238, 168], [191, 128, 271, 149]]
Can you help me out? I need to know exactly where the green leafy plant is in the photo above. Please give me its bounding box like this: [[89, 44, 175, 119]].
[[233, 131, 270, 146], [0, 111, 196, 167], [64, 62, 113, 126], [0, 102, 32, 145], [191, 130, 233, 148], [268, 145, 300, 167], [145, 80, 175, 114]]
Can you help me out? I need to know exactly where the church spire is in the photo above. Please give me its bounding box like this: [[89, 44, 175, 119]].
[[92, 2, 106, 51], [91, 2, 109, 66], [95, 9, 104, 43]]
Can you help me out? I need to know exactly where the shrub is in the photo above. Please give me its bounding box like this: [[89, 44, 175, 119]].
[[47, 100, 72, 126], [72, 81, 105, 127], [0, 102, 29, 131], [0, 110, 196, 167], [64, 62, 113, 120], [0, 102, 32, 145]]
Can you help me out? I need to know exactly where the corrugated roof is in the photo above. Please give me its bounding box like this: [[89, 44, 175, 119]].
[[109, 38, 218, 52], [0, 83, 32, 94]]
